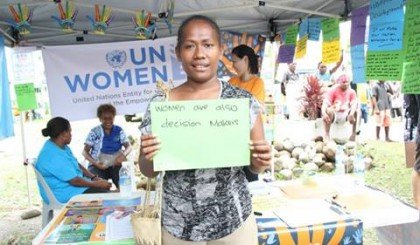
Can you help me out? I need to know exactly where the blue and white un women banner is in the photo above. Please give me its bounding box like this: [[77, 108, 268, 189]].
[[43, 36, 186, 121]]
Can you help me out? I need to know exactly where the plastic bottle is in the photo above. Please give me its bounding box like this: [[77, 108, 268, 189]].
[[354, 153, 365, 187], [335, 145, 345, 175], [119, 162, 132, 197]]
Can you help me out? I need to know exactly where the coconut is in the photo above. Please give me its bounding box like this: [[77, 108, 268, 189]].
[[364, 157, 374, 170], [315, 141, 324, 153], [278, 169, 293, 180], [313, 153, 326, 167], [284, 158, 297, 170], [320, 162, 334, 172], [278, 150, 291, 158], [283, 140, 295, 152], [274, 159, 283, 171], [314, 136, 324, 142], [273, 141, 284, 152], [298, 151, 310, 163], [292, 147, 304, 159], [303, 162, 319, 172]]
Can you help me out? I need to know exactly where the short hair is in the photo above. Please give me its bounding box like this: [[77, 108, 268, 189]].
[[97, 104, 116, 118], [41, 117, 70, 139], [176, 15, 221, 50], [232, 44, 259, 74]]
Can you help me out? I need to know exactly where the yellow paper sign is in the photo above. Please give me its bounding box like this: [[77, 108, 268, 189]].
[[322, 39, 340, 64], [295, 35, 308, 59]]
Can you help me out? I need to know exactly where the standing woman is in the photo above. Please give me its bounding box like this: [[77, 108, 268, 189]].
[[229, 44, 266, 105], [139, 15, 271, 244], [36, 117, 111, 204], [83, 104, 131, 188]]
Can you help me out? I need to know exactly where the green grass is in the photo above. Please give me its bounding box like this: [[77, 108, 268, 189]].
[[362, 140, 414, 245]]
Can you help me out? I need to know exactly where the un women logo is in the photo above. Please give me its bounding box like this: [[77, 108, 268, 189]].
[[106, 50, 127, 68]]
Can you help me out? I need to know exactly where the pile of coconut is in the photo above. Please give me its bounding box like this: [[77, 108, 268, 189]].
[[272, 136, 374, 180]]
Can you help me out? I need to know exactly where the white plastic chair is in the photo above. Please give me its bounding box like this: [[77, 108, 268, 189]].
[[30, 161, 65, 228]]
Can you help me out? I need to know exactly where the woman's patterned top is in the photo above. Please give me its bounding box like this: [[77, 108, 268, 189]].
[[139, 80, 261, 241]]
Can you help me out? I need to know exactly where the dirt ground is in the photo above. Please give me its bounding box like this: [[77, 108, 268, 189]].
[[0, 115, 405, 244]]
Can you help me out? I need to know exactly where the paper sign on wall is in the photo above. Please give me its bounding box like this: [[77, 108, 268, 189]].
[[366, 51, 403, 80], [402, 62, 420, 94], [151, 98, 250, 171], [295, 35, 308, 59], [14, 83, 38, 111], [322, 40, 340, 64]]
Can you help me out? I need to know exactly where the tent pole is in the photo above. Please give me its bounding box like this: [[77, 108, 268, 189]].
[[20, 112, 31, 207]]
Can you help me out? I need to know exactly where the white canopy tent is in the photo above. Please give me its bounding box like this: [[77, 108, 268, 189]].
[[0, 0, 368, 47]]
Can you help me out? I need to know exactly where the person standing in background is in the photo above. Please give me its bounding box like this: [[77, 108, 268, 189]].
[[282, 62, 302, 120], [371, 81, 393, 142], [229, 44, 265, 105], [315, 50, 343, 88], [390, 82, 403, 121]]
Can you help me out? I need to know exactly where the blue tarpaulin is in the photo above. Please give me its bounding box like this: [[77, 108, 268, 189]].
[[0, 36, 14, 139]]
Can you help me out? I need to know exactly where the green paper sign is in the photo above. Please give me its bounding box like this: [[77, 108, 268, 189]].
[[366, 51, 403, 80], [322, 18, 340, 42], [403, 0, 420, 62], [402, 62, 420, 94], [14, 83, 38, 111], [285, 25, 298, 45], [150, 98, 250, 171]]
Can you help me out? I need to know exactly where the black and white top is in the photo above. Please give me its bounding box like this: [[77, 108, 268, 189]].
[[139, 80, 260, 241]]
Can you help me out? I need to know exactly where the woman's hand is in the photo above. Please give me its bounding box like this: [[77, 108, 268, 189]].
[[250, 140, 271, 172], [92, 176, 102, 181], [140, 134, 160, 161], [95, 179, 112, 190]]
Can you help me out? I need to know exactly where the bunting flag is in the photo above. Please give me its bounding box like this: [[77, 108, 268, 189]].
[[0, 37, 14, 140], [366, 0, 405, 80], [350, 6, 369, 83], [402, 0, 420, 94], [321, 18, 340, 64], [86, 4, 113, 34], [6, 4, 33, 35], [51, 1, 78, 32]]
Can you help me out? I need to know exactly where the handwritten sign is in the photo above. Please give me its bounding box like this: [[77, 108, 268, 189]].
[[368, 0, 404, 51], [295, 35, 308, 59], [322, 40, 340, 64], [366, 51, 403, 80], [277, 45, 295, 64], [368, 21, 404, 51], [150, 98, 250, 171], [14, 83, 37, 111], [308, 18, 321, 41], [299, 18, 309, 38], [351, 6, 369, 46], [285, 25, 298, 45], [403, 0, 420, 62], [369, 0, 405, 23], [321, 18, 340, 42], [402, 62, 420, 94], [351, 45, 366, 83]]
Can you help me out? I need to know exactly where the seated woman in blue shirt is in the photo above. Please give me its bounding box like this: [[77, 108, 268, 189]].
[[83, 104, 131, 188], [36, 117, 111, 204]]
